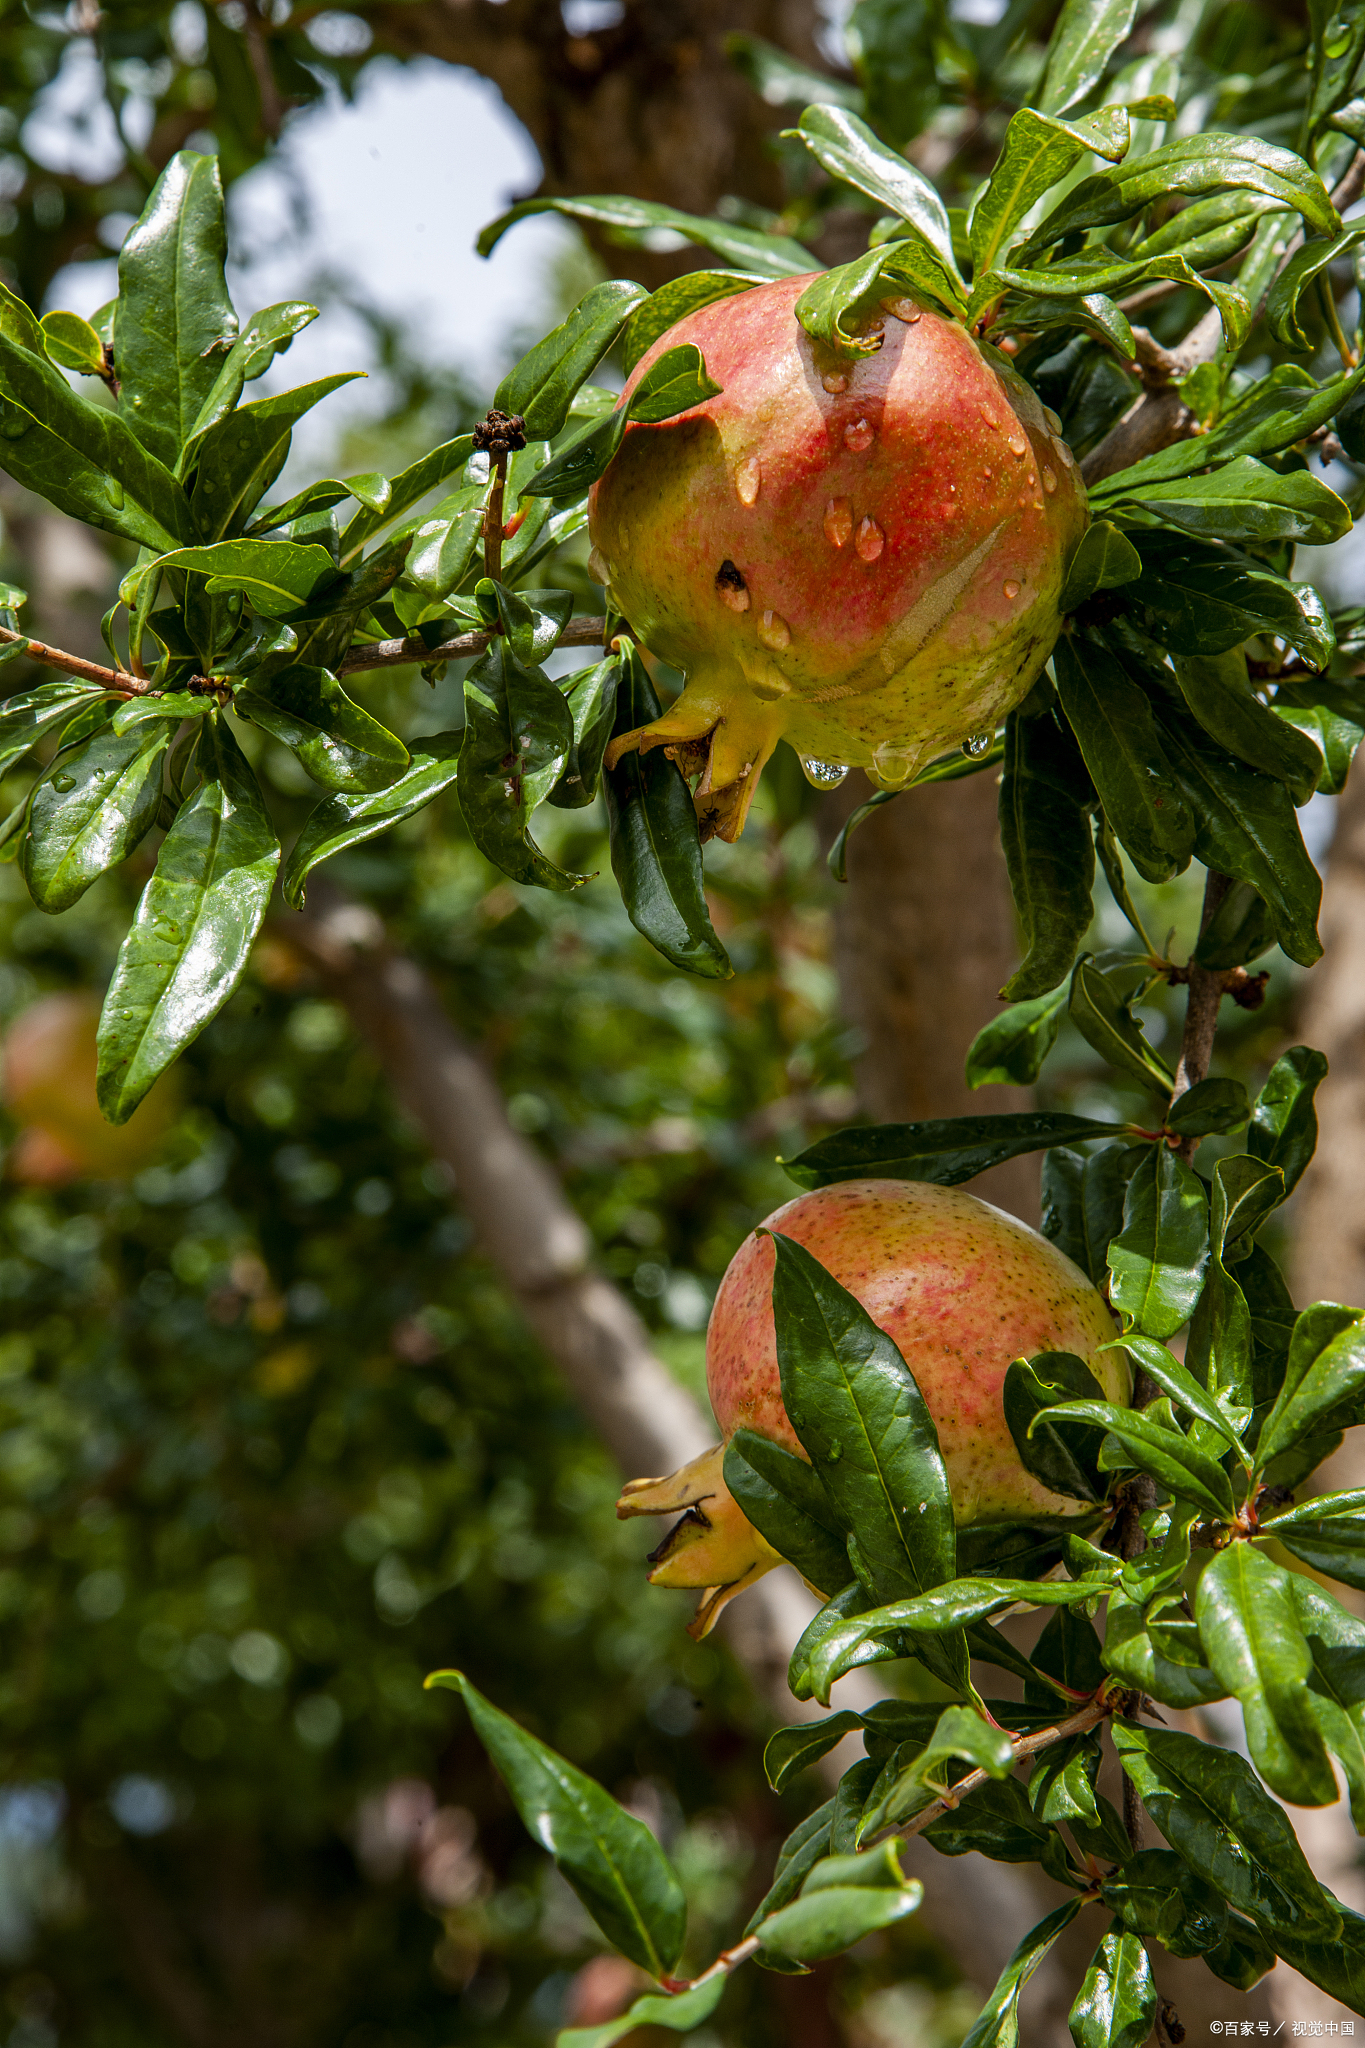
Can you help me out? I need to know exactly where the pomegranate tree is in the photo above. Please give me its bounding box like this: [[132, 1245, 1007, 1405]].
[[592, 276, 1088, 840], [619, 1178, 1122, 1633]]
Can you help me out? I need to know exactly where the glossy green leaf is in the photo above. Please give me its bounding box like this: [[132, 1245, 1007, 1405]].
[[478, 194, 812, 278], [1165, 1077, 1250, 1139], [20, 718, 171, 912], [124, 540, 341, 620], [998, 701, 1096, 1003], [1269, 1500, 1365, 1593], [603, 648, 731, 979], [723, 1430, 848, 1598], [1102, 1594, 1227, 1708], [969, 107, 1130, 281], [280, 731, 461, 909], [236, 666, 409, 795], [1275, 680, 1365, 797], [244, 470, 390, 539], [1256, 1302, 1365, 1469], [1249, 1046, 1328, 1199], [787, 106, 958, 273], [1113, 1335, 1244, 1453], [921, 1774, 1060, 1863], [557, 1974, 724, 2048], [426, 1669, 685, 1976], [767, 1231, 955, 1606], [1041, 1142, 1142, 1287], [0, 678, 107, 779], [1003, 1352, 1108, 1504], [1130, 537, 1336, 668], [1111, 455, 1351, 548], [404, 483, 486, 601], [547, 656, 622, 811], [1195, 1542, 1336, 1805], [1101, 1850, 1229, 1957], [0, 332, 194, 553], [804, 1841, 914, 1893], [189, 375, 362, 540], [796, 247, 914, 358], [0, 280, 45, 357], [743, 1801, 834, 1934], [39, 309, 105, 379], [901, 1704, 1015, 1792], [1267, 227, 1365, 352], [339, 435, 474, 564], [961, 1902, 1085, 2048], [1037, 0, 1139, 115], [1069, 955, 1175, 1099], [763, 1713, 865, 1796], [781, 1111, 1126, 1192], [1090, 363, 1365, 500], [1173, 650, 1323, 805], [1270, 1897, 1365, 2011], [457, 639, 586, 895], [1154, 704, 1323, 967], [1212, 1153, 1284, 1257], [115, 152, 237, 468], [96, 719, 280, 1123], [1059, 522, 1142, 613], [1069, 1922, 1156, 2048], [756, 1878, 921, 1965], [1286, 1574, 1365, 1828], [1052, 636, 1192, 883], [966, 984, 1068, 1089], [496, 280, 647, 439], [621, 271, 760, 374], [1043, 1396, 1234, 1515], [627, 343, 722, 425], [1111, 1721, 1338, 1937], [182, 301, 320, 453]]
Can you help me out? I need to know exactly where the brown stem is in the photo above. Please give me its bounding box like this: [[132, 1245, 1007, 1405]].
[[0, 623, 149, 694], [865, 1698, 1111, 1849], [1123, 1770, 1144, 1853], [483, 450, 508, 583], [338, 615, 611, 676], [1170, 870, 1233, 1161], [240, 0, 285, 139]]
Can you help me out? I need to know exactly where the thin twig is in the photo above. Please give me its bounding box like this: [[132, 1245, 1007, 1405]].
[[1170, 870, 1233, 1160], [0, 625, 149, 695], [483, 451, 508, 583], [866, 1698, 1111, 1849], [338, 616, 610, 676]]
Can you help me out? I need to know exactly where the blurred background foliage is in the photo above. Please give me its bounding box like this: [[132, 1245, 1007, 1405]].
[[0, 0, 1354, 2041]]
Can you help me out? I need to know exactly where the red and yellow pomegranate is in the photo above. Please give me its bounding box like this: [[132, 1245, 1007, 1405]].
[[592, 277, 1088, 840], [619, 1179, 1122, 1635]]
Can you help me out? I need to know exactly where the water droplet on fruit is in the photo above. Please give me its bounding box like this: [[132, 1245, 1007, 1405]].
[[1004, 579, 1020, 600], [587, 544, 612, 585], [872, 742, 917, 786], [51, 773, 76, 792], [1008, 432, 1027, 457], [855, 516, 884, 561], [982, 468, 993, 481], [736, 455, 762, 505], [844, 418, 875, 453], [822, 370, 848, 393], [962, 732, 993, 757], [758, 609, 791, 650], [1042, 467, 1057, 494], [800, 757, 849, 788], [981, 408, 1000, 429], [884, 296, 921, 324], [823, 497, 853, 548]]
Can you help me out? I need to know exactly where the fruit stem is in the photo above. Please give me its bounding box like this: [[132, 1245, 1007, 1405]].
[[484, 450, 508, 583], [1169, 869, 1232, 1164]]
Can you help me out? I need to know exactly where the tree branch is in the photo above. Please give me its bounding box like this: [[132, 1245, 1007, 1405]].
[[340, 616, 610, 675], [1170, 870, 1233, 1160], [0, 623, 150, 694]]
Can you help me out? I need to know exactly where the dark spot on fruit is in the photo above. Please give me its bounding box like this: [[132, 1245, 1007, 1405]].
[[715, 559, 746, 592]]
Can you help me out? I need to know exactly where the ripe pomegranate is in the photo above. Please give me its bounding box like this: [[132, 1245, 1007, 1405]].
[[2, 992, 177, 1182], [619, 1179, 1122, 1636], [592, 276, 1087, 840]]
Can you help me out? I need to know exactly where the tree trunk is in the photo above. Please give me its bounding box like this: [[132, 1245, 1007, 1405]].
[[832, 768, 1041, 1223]]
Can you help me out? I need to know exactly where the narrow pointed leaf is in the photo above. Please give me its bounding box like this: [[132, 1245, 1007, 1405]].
[[557, 1975, 725, 2048], [962, 1902, 1085, 2048], [723, 1430, 848, 1597], [280, 731, 461, 908], [999, 702, 1096, 1002], [189, 375, 362, 540], [20, 718, 171, 911], [1257, 1304, 1365, 1468], [1069, 955, 1174, 1098], [1039, 1400, 1234, 1516], [781, 1112, 1126, 1191], [1069, 1923, 1156, 2048], [1249, 1046, 1327, 1199], [478, 193, 813, 277], [755, 1880, 921, 1964], [1173, 651, 1323, 805], [621, 271, 760, 374], [966, 984, 1068, 1089], [496, 280, 647, 439], [1003, 1352, 1108, 1503], [1194, 1543, 1336, 1805], [1107, 1144, 1208, 1339], [764, 1712, 865, 1795], [787, 106, 958, 272], [0, 679, 107, 779], [1038, 0, 1139, 115], [183, 301, 320, 452], [1052, 636, 1192, 882], [236, 666, 409, 794], [124, 540, 342, 619]]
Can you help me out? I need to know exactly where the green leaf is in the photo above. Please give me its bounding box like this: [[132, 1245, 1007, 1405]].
[[236, 667, 409, 795], [1003, 1352, 1108, 1504], [961, 1902, 1085, 2048], [795, 247, 918, 358], [557, 1975, 724, 2048], [1059, 522, 1142, 612], [0, 678, 107, 779], [115, 152, 238, 468], [766, 1232, 955, 1604], [1249, 1046, 1327, 1198], [339, 436, 474, 565], [124, 540, 342, 620], [1266, 1494, 1365, 1591], [1069, 955, 1175, 1099], [1110, 455, 1351, 548], [903, 1704, 1015, 1790], [1103, 1594, 1227, 1708], [39, 310, 106, 379], [478, 194, 812, 278], [1211, 1153, 1284, 1257], [245, 470, 390, 540], [280, 732, 461, 909], [0, 332, 194, 553], [1267, 227, 1365, 352], [1309, 0, 1365, 141], [457, 640, 586, 895], [403, 483, 486, 601], [1172, 651, 1323, 805], [1194, 1542, 1337, 1805], [1111, 1721, 1339, 1937], [20, 717, 171, 912], [621, 272, 761, 374], [969, 108, 1129, 282], [182, 301, 320, 453], [1165, 1077, 1250, 1139], [786, 106, 959, 275], [1052, 636, 1193, 883], [781, 1111, 1126, 1191], [1270, 1898, 1365, 2012], [188, 375, 363, 540], [998, 702, 1096, 1003], [763, 1712, 865, 1795], [426, 1669, 685, 1977], [1037, 0, 1139, 115], [803, 1842, 915, 1892], [755, 1878, 921, 1965], [920, 1773, 1059, 1862], [496, 281, 647, 440], [1100, 1850, 1229, 1957], [726, 29, 864, 111], [0, 280, 45, 357], [1130, 538, 1335, 670], [1193, 879, 1278, 971], [1111, 1335, 1243, 1453], [96, 719, 280, 1123], [1041, 1141, 1142, 1287], [1069, 1921, 1158, 2048], [966, 984, 1068, 1089], [744, 1802, 834, 1934], [1154, 705, 1323, 967], [547, 656, 622, 812], [1256, 1302, 1365, 1469], [723, 1430, 848, 1598], [603, 647, 731, 980], [1039, 1399, 1234, 1516], [627, 343, 723, 425], [1285, 1574, 1365, 1828]]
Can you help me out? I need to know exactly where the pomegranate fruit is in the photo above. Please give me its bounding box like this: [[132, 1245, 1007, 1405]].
[[592, 276, 1087, 840], [619, 1179, 1122, 1636]]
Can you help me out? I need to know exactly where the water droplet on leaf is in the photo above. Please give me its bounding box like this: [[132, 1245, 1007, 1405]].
[[0, 411, 30, 441], [872, 741, 916, 785], [51, 773, 76, 792], [855, 516, 884, 561], [800, 757, 849, 788], [105, 478, 125, 507], [962, 731, 993, 757]]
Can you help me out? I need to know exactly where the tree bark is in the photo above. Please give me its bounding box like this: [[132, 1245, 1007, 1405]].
[[831, 768, 1042, 1223]]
